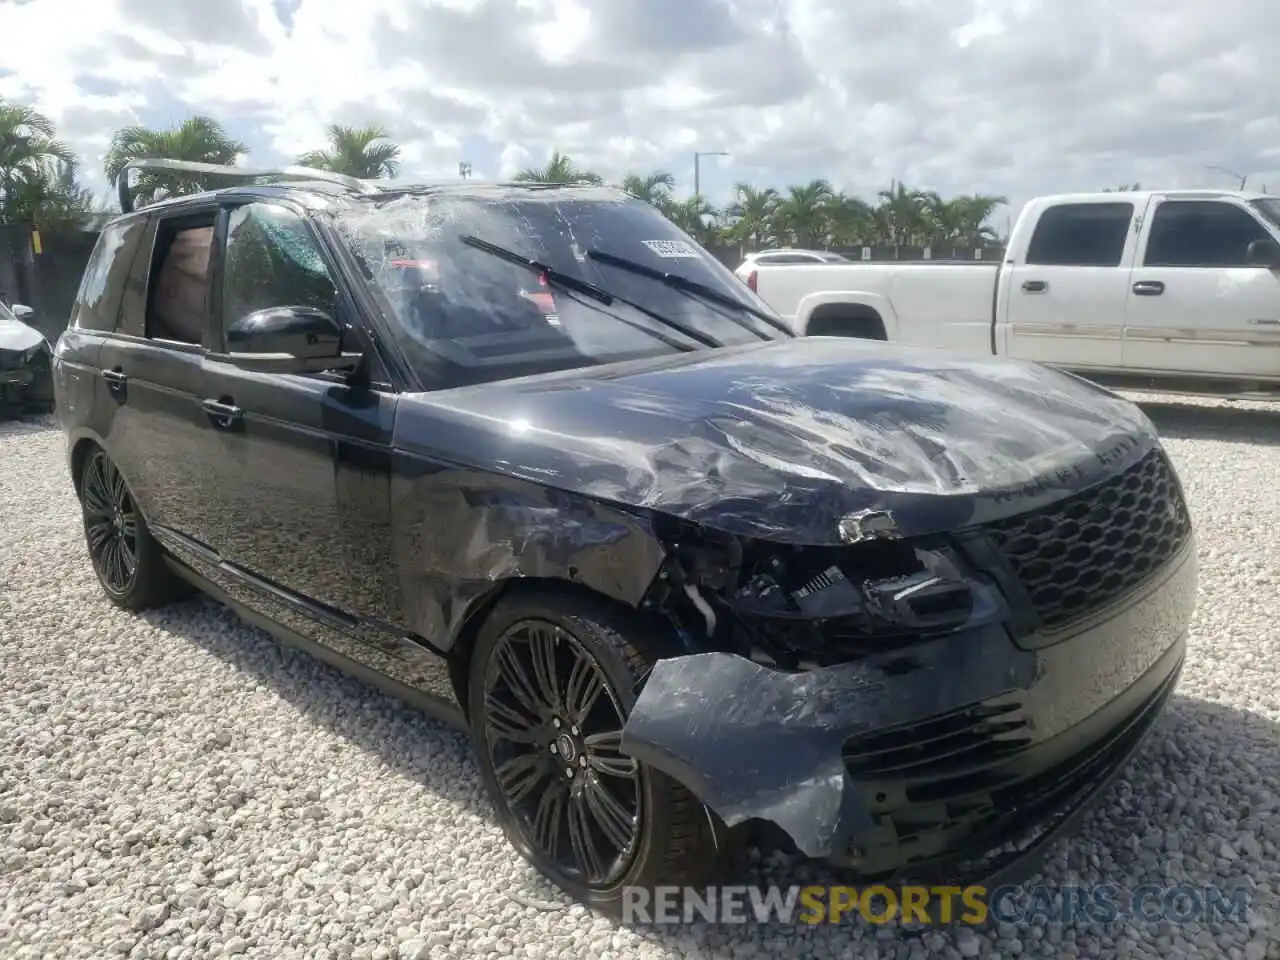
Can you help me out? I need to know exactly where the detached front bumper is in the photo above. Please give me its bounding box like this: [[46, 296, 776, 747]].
[[619, 539, 1196, 884]]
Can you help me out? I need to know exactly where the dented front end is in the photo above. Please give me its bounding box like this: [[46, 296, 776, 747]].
[[618, 446, 1198, 884]]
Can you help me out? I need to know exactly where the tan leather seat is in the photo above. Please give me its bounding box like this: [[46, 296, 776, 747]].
[[151, 227, 213, 344]]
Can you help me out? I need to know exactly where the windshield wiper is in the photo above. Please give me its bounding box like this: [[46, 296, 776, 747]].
[[459, 235, 721, 350], [584, 248, 793, 338]]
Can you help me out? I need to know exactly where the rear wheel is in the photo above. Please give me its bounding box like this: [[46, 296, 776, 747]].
[[78, 447, 191, 610], [468, 592, 724, 914]]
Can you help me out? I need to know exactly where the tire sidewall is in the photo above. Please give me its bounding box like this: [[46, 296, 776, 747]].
[[79, 448, 140, 603], [466, 594, 687, 910]]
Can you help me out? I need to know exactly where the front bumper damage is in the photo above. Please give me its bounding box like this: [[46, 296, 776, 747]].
[[619, 539, 1196, 884]]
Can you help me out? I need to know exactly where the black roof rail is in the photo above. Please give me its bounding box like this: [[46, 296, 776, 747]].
[[115, 158, 381, 214]]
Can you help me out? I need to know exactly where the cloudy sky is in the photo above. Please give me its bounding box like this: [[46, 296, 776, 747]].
[[1, 0, 1277, 224]]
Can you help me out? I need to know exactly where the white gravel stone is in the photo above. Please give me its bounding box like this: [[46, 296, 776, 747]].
[[3, 395, 1280, 958]]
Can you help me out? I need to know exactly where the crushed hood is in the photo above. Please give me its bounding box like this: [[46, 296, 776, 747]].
[[398, 337, 1158, 543], [0, 317, 45, 354]]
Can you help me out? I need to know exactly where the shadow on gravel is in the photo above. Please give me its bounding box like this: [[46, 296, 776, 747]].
[[1138, 400, 1280, 447], [141, 598, 1280, 946]]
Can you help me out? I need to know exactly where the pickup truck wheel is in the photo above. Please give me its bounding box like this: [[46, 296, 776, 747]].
[[468, 591, 725, 915], [77, 447, 192, 610]]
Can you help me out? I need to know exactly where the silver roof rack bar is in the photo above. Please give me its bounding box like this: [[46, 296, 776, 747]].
[[116, 158, 380, 213]]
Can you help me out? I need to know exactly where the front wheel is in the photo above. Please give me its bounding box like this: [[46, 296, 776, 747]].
[[468, 592, 724, 914]]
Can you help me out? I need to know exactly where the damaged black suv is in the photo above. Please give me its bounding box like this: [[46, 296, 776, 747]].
[[54, 159, 1197, 912]]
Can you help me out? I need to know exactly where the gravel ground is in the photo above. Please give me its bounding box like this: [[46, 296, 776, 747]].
[[2, 394, 1279, 960]]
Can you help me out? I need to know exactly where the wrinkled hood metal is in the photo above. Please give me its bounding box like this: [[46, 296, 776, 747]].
[[0, 316, 45, 353], [398, 338, 1157, 543]]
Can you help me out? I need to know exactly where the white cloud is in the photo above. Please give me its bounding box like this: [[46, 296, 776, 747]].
[[1, 0, 1278, 217]]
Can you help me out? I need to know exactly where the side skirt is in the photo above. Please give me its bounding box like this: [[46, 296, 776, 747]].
[[162, 554, 470, 732]]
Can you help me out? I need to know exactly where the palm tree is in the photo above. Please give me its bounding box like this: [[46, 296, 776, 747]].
[[0, 99, 75, 224], [104, 116, 247, 209], [513, 150, 602, 184], [774, 179, 836, 248], [297, 124, 401, 179], [874, 181, 932, 246], [663, 195, 718, 243], [826, 193, 877, 247], [10, 159, 96, 230], [724, 184, 780, 254], [620, 170, 675, 205], [929, 192, 1007, 245]]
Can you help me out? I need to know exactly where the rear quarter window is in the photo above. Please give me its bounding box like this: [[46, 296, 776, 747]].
[[70, 218, 147, 332]]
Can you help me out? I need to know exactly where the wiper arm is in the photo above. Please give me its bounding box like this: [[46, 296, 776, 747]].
[[584, 248, 793, 338], [459, 235, 721, 350]]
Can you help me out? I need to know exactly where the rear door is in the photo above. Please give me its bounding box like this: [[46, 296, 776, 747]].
[[1123, 197, 1280, 376], [1000, 200, 1145, 368], [96, 206, 225, 557], [53, 217, 147, 429]]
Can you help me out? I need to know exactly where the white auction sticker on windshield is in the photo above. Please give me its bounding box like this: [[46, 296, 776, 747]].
[[642, 240, 701, 259]]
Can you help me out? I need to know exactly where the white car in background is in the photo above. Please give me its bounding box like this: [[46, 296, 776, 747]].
[[733, 248, 851, 285]]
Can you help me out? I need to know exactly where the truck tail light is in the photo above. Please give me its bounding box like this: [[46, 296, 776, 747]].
[[746, 269, 758, 292]]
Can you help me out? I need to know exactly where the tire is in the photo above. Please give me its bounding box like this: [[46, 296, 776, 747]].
[[77, 447, 192, 610], [467, 590, 726, 915]]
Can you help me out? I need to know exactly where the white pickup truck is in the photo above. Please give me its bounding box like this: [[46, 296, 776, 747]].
[[746, 189, 1280, 397]]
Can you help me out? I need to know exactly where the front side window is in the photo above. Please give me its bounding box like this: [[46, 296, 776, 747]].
[[222, 203, 337, 327], [331, 188, 787, 389], [1144, 200, 1271, 267], [1025, 202, 1134, 267]]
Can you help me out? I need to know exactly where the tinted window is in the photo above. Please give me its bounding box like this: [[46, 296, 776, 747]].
[[71, 218, 146, 332], [1025, 202, 1133, 267], [1252, 198, 1280, 232], [222, 203, 337, 326], [758, 253, 816, 264], [1144, 201, 1270, 267], [332, 188, 785, 389]]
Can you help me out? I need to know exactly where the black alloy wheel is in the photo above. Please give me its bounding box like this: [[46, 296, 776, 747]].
[[481, 618, 642, 888], [81, 449, 139, 597]]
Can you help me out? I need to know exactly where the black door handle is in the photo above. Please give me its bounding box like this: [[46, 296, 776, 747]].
[[1133, 280, 1165, 296], [201, 397, 243, 428], [102, 368, 127, 385], [1022, 279, 1048, 293]]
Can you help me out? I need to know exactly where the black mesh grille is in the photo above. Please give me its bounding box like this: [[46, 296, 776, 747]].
[[985, 448, 1192, 630], [843, 701, 1031, 779]]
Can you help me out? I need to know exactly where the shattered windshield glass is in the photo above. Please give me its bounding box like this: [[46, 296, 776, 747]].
[[330, 186, 788, 389]]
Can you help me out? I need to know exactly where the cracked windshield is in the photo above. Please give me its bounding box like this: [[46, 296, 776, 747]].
[[334, 190, 786, 387]]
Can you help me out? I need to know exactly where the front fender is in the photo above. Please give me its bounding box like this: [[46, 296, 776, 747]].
[[391, 460, 667, 651]]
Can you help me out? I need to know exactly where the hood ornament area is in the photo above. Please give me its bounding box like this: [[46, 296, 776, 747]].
[[837, 509, 901, 544]]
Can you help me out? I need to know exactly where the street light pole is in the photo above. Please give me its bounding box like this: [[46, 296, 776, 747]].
[[693, 151, 728, 198]]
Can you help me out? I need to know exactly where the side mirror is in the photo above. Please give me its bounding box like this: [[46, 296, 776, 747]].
[[11, 304, 34, 322], [222, 305, 363, 374], [1246, 239, 1280, 268]]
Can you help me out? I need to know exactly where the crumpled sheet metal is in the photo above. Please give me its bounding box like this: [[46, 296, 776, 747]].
[[618, 625, 1037, 859]]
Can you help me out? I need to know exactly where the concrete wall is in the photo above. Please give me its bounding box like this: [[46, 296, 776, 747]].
[[0, 224, 98, 340]]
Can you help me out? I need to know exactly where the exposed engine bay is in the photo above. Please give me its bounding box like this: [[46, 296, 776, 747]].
[[643, 520, 1001, 670]]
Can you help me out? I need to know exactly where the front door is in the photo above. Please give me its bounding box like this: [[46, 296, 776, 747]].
[[200, 200, 412, 670], [1123, 197, 1280, 377]]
